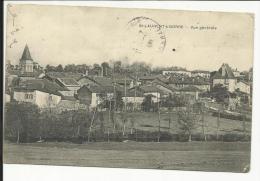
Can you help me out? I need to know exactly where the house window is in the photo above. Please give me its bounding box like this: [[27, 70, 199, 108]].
[[25, 93, 33, 99]]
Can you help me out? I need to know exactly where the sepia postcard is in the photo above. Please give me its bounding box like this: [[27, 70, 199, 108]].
[[3, 4, 254, 173]]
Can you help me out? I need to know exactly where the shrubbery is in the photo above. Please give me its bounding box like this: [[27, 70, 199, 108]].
[[4, 102, 251, 143]]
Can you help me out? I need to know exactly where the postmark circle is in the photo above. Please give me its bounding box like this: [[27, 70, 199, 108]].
[[126, 16, 167, 54]]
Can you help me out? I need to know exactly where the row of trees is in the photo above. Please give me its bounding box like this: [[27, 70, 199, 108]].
[[4, 101, 198, 143], [44, 60, 153, 76], [4, 99, 249, 143]]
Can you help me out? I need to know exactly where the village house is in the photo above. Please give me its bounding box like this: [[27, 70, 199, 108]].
[[55, 78, 81, 93], [235, 80, 251, 104], [5, 93, 11, 103], [211, 63, 237, 92], [77, 85, 114, 108], [122, 89, 145, 111], [151, 79, 176, 96], [232, 68, 241, 77], [236, 80, 250, 95], [162, 68, 191, 77], [77, 75, 114, 87], [13, 79, 63, 108], [169, 76, 210, 92], [174, 86, 201, 103], [191, 70, 210, 78], [138, 85, 163, 103], [139, 74, 169, 85]]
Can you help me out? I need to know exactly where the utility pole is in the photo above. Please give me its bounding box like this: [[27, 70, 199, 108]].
[[88, 107, 97, 142], [217, 109, 220, 141], [201, 103, 207, 141], [243, 115, 246, 137], [108, 99, 112, 142], [112, 64, 116, 132], [122, 71, 127, 136], [157, 91, 161, 142]]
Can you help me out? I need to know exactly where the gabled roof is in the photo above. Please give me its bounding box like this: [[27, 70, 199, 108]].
[[57, 78, 80, 87], [212, 63, 235, 79], [139, 85, 162, 93], [20, 44, 33, 61], [78, 76, 114, 87], [191, 70, 210, 74], [237, 80, 250, 86], [139, 74, 168, 83], [78, 85, 115, 94], [46, 72, 83, 80], [152, 79, 177, 92], [169, 76, 210, 85], [14, 79, 67, 96], [178, 86, 201, 92]]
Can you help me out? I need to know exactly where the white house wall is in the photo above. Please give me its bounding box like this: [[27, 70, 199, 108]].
[[122, 97, 144, 104], [13, 90, 61, 108], [13, 91, 36, 104], [213, 79, 237, 92], [236, 82, 250, 94], [35, 91, 61, 108]]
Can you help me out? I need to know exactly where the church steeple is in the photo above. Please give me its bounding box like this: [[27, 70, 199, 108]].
[[19, 44, 34, 73], [21, 44, 33, 61]]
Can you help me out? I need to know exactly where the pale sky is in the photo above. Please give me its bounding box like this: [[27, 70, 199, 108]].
[[5, 4, 254, 71]]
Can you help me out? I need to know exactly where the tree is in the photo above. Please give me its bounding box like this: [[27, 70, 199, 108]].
[[101, 62, 110, 77], [114, 61, 122, 73], [45, 64, 56, 72], [211, 84, 229, 103], [4, 102, 40, 143], [56, 64, 63, 72], [177, 110, 196, 142], [115, 91, 124, 111], [142, 94, 154, 112], [119, 112, 128, 136]]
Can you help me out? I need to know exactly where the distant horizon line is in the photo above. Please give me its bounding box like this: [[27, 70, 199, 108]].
[[6, 58, 252, 73]]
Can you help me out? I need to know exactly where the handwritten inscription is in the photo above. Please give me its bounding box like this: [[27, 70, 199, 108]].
[[139, 24, 217, 30]]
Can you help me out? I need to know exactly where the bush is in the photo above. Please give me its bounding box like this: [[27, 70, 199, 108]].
[[4, 102, 41, 143]]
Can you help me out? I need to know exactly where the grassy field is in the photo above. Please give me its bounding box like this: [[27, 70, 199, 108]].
[[103, 111, 251, 136], [4, 141, 250, 172]]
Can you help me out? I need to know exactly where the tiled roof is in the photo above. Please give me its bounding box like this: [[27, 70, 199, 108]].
[[139, 74, 169, 83], [78, 76, 114, 87], [237, 80, 250, 85], [212, 63, 235, 79], [79, 85, 115, 94], [46, 72, 83, 80], [14, 79, 67, 96], [57, 78, 80, 86], [152, 79, 177, 92], [169, 76, 210, 85], [178, 86, 201, 92], [191, 70, 210, 74], [139, 85, 162, 93]]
